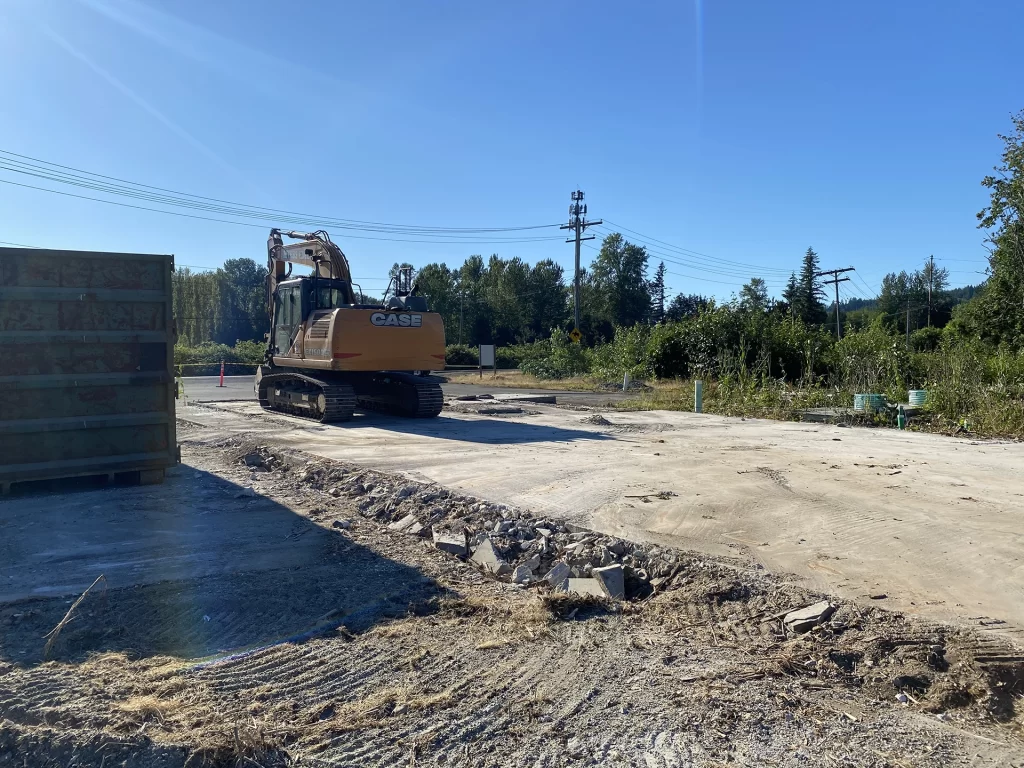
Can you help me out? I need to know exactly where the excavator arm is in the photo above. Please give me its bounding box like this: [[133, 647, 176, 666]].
[[267, 229, 356, 315]]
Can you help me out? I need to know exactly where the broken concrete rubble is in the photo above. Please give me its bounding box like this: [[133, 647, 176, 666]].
[[432, 529, 467, 558], [567, 578, 606, 598], [471, 536, 512, 577], [592, 564, 625, 599], [784, 601, 836, 633], [511, 565, 533, 584], [543, 561, 571, 590], [388, 513, 419, 532]]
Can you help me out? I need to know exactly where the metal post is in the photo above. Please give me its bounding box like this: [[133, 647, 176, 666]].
[[694, 380, 703, 413]]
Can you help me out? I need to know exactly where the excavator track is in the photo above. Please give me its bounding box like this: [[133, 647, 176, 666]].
[[355, 373, 444, 418], [257, 372, 356, 423]]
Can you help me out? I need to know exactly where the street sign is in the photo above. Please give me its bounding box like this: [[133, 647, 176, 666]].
[[569, 328, 582, 343]]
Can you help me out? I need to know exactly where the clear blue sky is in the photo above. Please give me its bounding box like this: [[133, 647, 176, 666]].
[[2, 0, 1020, 301]]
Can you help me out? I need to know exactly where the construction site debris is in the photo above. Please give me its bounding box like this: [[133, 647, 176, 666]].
[[543, 561, 571, 589], [511, 564, 533, 584], [388, 513, 421, 533], [593, 564, 625, 599], [567, 578, 607, 597], [784, 601, 836, 633], [471, 536, 512, 576], [432, 529, 468, 557]]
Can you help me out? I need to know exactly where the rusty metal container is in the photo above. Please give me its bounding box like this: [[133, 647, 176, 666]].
[[0, 247, 179, 491]]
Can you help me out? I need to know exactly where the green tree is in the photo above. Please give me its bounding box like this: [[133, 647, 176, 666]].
[[878, 270, 926, 331], [588, 233, 651, 331], [795, 248, 827, 325], [781, 272, 799, 321], [457, 255, 492, 345], [526, 259, 569, 338], [215, 258, 267, 344], [482, 255, 531, 345], [970, 110, 1024, 347], [666, 293, 709, 321], [649, 261, 667, 323], [738, 277, 769, 312], [415, 263, 459, 333]]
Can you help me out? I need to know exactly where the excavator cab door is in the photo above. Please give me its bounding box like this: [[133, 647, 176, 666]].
[[273, 281, 307, 356]]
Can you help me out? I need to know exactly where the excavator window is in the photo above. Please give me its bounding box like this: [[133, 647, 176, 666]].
[[315, 284, 352, 309], [273, 284, 305, 353]]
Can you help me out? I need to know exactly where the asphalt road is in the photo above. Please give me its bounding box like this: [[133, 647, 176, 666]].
[[180, 375, 631, 407]]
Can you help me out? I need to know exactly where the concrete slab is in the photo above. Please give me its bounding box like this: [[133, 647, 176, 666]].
[[432, 529, 467, 557], [592, 565, 625, 599], [567, 578, 606, 598], [188, 401, 1024, 635]]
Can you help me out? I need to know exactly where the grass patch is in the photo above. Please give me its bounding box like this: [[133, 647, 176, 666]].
[[443, 370, 600, 391]]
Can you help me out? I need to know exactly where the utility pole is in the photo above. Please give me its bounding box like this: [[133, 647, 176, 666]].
[[814, 267, 855, 340], [927, 254, 934, 327], [906, 296, 911, 349], [560, 190, 601, 339]]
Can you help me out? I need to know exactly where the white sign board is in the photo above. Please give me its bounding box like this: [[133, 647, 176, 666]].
[[479, 344, 496, 367]]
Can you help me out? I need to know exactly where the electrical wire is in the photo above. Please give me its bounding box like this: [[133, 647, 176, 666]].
[[0, 149, 562, 237], [0, 177, 567, 245], [597, 219, 797, 276], [580, 242, 787, 288]]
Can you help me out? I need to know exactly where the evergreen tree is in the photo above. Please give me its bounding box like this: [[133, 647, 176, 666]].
[[797, 247, 827, 324], [781, 272, 799, 323], [649, 262, 667, 323]]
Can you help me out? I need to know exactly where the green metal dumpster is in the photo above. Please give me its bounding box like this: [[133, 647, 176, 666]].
[[0, 246, 179, 492]]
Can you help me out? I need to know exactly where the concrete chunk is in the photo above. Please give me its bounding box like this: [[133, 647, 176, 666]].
[[471, 536, 512, 576], [388, 514, 419, 532], [592, 564, 625, 599], [543, 561, 571, 589], [511, 565, 533, 584], [432, 529, 467, 557], [567, 578, 606, 597], [784, 601, 835, 633]]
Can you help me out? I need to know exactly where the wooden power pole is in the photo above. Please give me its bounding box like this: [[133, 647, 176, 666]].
[[560, 190, 601, 340], [815, 267, 855, 339]]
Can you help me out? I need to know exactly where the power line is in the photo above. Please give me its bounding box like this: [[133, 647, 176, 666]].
[[598, 219, 796, 275], [581, 242, 786, 288], [586, 230, 791, 286], [0, 177, 566, 245], [0, 149, 561, 237]]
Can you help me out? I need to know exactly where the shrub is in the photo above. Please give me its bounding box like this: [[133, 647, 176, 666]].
[[444, 344, 478, 366], [520, 329, 593, 379]]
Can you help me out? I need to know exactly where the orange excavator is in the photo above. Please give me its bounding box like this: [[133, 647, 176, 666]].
[[255, 229, 446, 422]]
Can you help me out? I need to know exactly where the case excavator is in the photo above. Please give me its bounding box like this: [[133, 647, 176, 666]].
[[255, 229, 446, 422]]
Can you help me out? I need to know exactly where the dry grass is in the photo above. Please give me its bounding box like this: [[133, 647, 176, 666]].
[[443, 370, 599, 391], [116, 694, 182, 724], [316, 684, 457, 733]]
